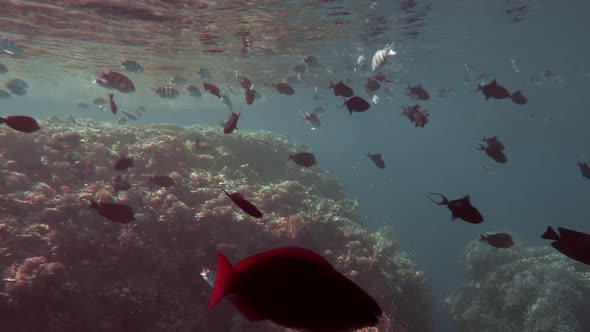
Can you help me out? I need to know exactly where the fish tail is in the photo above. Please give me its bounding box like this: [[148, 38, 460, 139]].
[[425, 193, 448, 205], [541, 226, 559, 240], [479, 235, 487, 242], [208, 252, 233, 311]]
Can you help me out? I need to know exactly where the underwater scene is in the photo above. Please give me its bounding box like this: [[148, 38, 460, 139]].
[[1, 0, 590, 331]]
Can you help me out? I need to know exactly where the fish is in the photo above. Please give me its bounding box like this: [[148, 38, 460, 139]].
[[219, 187, 263, 218], [475, 79, 511, 100], [113, 155, 133, 171], [340, 96, 371, 115], [120, 60, 143, 73], [401, 104, 429, 128], [5, 78, 28, 95], [328, 80, 354, 98], [93, 70, 135, 93], [577, 161, 590, 180], [93, 97, 106, 105], [511, 90, 528, 105], [121, 109, 138, 120], [169, 76, 190, 86], [208, 247, 383, 331], [151, 85, 179, 99], [112, 175, 131, 192], [0, 63, 8, 74], [273, 81, 295, 95], [365, 78, 381, 92], [184, 84, 202, 97], [475, 143, 507, 163], [425, 193, 484, 224], [88, 200, 135, 223], [203, 82, 222, 98], [138, 106, 146, 112], [303, 55, 320, 67], [236, 72, 253, 90], [245, 89, 256, 105], [196, 68, 212, 81], [291, 62, 307, 74], [371, 43, 396, 71], [221, 94, 233, 111], [289, 152, 316, 167], [107, 93, 118, 115], [480, 233, 514, 249], [406, 84, 430, 100], [223, 111, 241, 134], [0, 115, 40, 133], [302, 112, 320, 129], [0, 35, 24, 55], [541, 226, 590, 265], [150, 175, 175, 188], [367, 152, 385, 169], [481, 136, 505, 151]]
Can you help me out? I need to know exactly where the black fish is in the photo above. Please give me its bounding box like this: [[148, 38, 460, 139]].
[[223, 111, 240, 134], [114, 155, 133, 171], [302, 112, 320, 128], [426, 193, 484, 224], [475, 143, 507, 163], [273, 81, 295, 95], [112, 175, 131, 192], [108, 93, 118, 115], [245, 89, 256, 105], [511, 90, 528, 105], [93, 97, 106, 105], [204, 82, 222, 98], [401, 104, 429, 128], [289, 152, 316, 167], [0, 115, 40, 133], [89, 200, 135, 223], [476, 79, 511, 100], [366, 152, 385, 169], [219, 187, 263, 218], [577, 161, 590, 180], [150, 175, 175, 188], [5, 78, 28, 95], [151, 85, 179, 99], [328, 80, 354, 97], [120, 60, 143, 73], [542, 226, 590, 265], [481, 136, 505, 151], [365, 78, 381, 92], [340, 96, 370, 115], [236, 72, 253, 90], [480, 233, 514, 248]]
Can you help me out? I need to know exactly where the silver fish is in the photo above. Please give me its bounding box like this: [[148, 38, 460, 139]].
[[371, 43, 396, 71], [200, 266, 215, 287]]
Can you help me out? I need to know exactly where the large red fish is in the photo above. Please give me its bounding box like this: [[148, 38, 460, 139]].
[[93, 70, 135, 93]]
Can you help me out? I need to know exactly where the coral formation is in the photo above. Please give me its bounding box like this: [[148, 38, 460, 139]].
[[445, 240, 590, 332], [0, 118, 431, 332]]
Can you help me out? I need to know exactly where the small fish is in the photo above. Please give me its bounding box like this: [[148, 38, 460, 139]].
[[0, 35, 24, 55], [366, 152, 385, 169], [196, 68, 212, 80], [273, 81, 295, 95], [425, 193, 484, 224], [169, 76, 190, 86], [88, 200, 135, 223], [236, 72, 253, 90], [577, 161, 590, 180], [340, 96, 371, 115], [112, 175, 131, 192], [475, 79, 511, 100], [406, 84, 430, 100], [77, 102, 90, 109], [371, 43, 396, 71], [150, 175, 175, 188], [292, 62, 307, 74], [481, 136, 505, 151], [120, 60, 143, 73], [93, 97, 106, 105], [221, 94, 233, 111], [475, 143, 507, 163], [302, 112, 320, 128], [223, 111, 241, 134], [511, 90, 528, 105], [219, 187, 263, 218], [365, 78, 381, 92], [121, 109, 138, 121], [245, 88, 256, 105], [0, 115, 40, 133], [184, 84, 202, 97], [289, 152, 316, 167], [480, 233, 514, 249], [542, 226, 590, 265], [113, 155, 133, 171], [401, 104, 429, 128], [203, 82, 222, 98], [5, 78, 28, 95], [328, 80, 354, 98], [0, 63, 8, 74], [108, 93, 118, 115], [151, 85, 179, 99]]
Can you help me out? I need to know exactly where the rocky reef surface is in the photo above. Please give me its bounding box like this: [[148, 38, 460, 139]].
[[0, 117, 432, 332], [445, 240, 590, 332]]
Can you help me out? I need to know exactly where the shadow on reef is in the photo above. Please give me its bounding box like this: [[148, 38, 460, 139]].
[[445, 240, 590, 332], [0, 118, 432, 332]]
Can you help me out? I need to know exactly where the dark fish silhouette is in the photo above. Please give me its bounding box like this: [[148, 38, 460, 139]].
[[169, 76, 190, 86], [5, 78, 28, 95], [476, 79, 511, 100], [223, 111, 241, 134], [150, 175, 175, 188], [406, 84, 430, 100], [88, 200, 135, 223], [510, 90, 527, 105], [112, 175, 131, 192], [236, 72, 253, 90], [365, 78, 381, 92], [367, 152, 385, 169], [273, 81, 295, 95], [475, 143, 507, 163], [289, 152, 316, 167], [328, 80, 354, 97], [93, 70, 135, 93], [184, 84, 202, 97], [208, 247, 383, 332], [577, 161, 590, 180], [542, 226, 590, 265], [401, 104, 429, 128], [340, 96, 370, 115], [303, 55, 320, 67], [481, 136, 505, 151], [151, 85, 179, 99], [480, 233, 514, 248], [113, 155, 133, 171], [0, 115, 40, 133], [219, 187, 263, 218], [245, 89, 256, 105], [203, 82, 222, 98], [107, 93, 118, 115], [426, 193, 484, 224], [302, 112, 320, 128], [291, 62, 307, 74], [120, 60, 143, 73]]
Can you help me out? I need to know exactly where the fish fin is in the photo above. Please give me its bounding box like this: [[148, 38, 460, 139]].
[[541, 226, 559, 240], [208, 252, 233, 311], [479, 235, 487, 242], [462, 195, 471, 203], [228, 296, 266, 321], [557, 227, 590, 241]]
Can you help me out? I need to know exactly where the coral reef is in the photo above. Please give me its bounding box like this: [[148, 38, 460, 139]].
[[445, 240, 590, 332], [0, 118, 431, 332]]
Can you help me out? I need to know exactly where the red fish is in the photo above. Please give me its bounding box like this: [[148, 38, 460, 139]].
[[367, 152, 385, 169], [542, 226, 590, 265], [203, 82, 222, 98], [401, 104, 429, 127], [219, 187, 263, 218], [302, 112, 320, 128], [328, 80, 354, 97], [273, 81, 295, 95], [223, 111, 241, 134], [108, 93, 118, 115], [406, 84, 430, 100], [475, 79, 511, 100], [93, 70, 135, 93], [365, 78, 381, 92], [475, 143, 507, 163], [245, 88, 256, 105], [113, 155, 133, 171], [88, 200, 135, 223], [340, 96, 370, 115], [236, 72, 253, 90], [208, 247, 383, 331], [426, 193, 484, 224], [511, 90, 528, 105], [481, 136, 505, 151], [0, 115, 40, 133]]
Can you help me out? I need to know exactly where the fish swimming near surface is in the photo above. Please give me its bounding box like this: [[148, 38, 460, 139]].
[[113, 155, 133, 171], [426, 193, 484, 224], [107, 93, 118, 115], [481, 136, 505, 151], [475, 143, 507, 163], [88, 200, 135, 223], [289, 152, 316, 167], [5, 78, 28, 95], [273, 81, 295, 95], [480, 233, 514, 248], [245, 88, 256, 105], [577, 161, 590, 180], [511, 90, 528, 105], [219, 187, 263, 218], [475, 79, 511, 100], [367, 152, 386, 169], [221, 93, 233, 111], [328, 80, 354, 98], [340, 96, 371, 115], [541, 226, 590, 265], [0, 35, 24, 55], [371, 43, 396, 71], [406, 84, 430, 100], [203, 82, 222, 98], [302, 112, 320, 129], [208, 246, 383, 332], [150, 175, 175, 188], [236, 72, 253, 90], [196, 68, 212, 81], [223, 111, 241, 134], [151, 85, 179, 99], [401, 104, 429, 128], [184, 84, 202, 97], [0, 115, 40, 133], [365, 77, 381, 93], [120, 60, 143, 73], [93, 70, 135, 93]]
